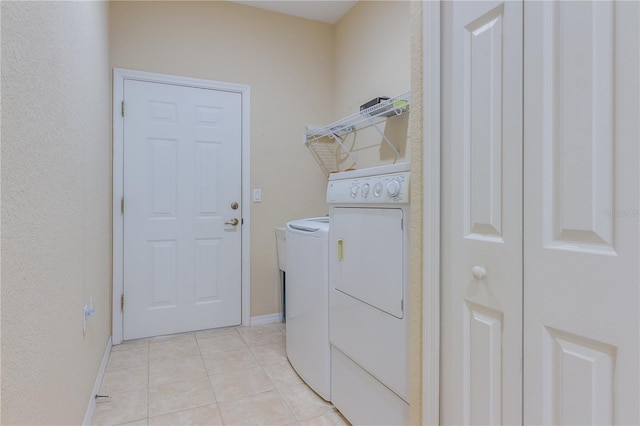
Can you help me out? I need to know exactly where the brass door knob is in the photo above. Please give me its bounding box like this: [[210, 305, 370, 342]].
[[225, 218, 239, 226]]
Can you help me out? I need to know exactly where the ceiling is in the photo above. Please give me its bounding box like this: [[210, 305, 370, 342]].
[[229, 0, 358, 24]]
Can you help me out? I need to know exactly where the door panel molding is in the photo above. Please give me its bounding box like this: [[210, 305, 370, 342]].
[[542, 326, 616, 425], [541, 1, 615, 255], [463, 4, 505, 242], [463, 301, 504, 426], [112, 68, 251, 345]]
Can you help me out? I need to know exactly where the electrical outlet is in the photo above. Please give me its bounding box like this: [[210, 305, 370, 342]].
[[83, 301, 95, 335], [83, 306, 88, 334]]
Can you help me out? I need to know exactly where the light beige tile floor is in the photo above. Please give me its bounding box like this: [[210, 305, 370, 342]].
[[92, 323, 350, 426]]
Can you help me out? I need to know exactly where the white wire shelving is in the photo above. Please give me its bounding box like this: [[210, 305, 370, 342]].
[[304, 92, 411, 177]]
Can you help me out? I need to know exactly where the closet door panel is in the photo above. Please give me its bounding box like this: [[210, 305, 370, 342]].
[[524, 2, 639, 424], [542, 1, 615, 252], [441, 2, 523, 425]]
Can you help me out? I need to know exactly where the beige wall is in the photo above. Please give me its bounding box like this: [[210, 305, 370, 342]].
[[408, 3, 424, 423], [333, 1, 411, 170], [108, 1, 411, 318], [1, 2, 112, 424], [336, 2, 422, 421], [109, 1, 333, 317], [0, 0, 421, 423], [334, 2, 421, 421]]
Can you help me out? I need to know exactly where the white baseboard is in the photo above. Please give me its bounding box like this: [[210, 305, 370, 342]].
[[250, 312, 283, 326], [83, 336, 112, 426]]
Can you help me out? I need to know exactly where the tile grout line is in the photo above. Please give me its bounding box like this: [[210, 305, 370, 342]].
[[246, 326, 298, 426], [113, 326, 293, 425], [146, 340, 150, 425], [274, 380, 300, 425], [148, 334, 217, 423], [204, 330, 223, 424], [274, 372, 339, 424], [211, 326, 293, 425], [199, 329, 227, 425], [266, 328, 301, 425]]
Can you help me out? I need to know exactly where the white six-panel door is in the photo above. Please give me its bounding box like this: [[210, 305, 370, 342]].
[[441, 1, 639, 425], [123, 79, 242, 340], [441, 1, 523, 424], [523, 2, 639, 424]]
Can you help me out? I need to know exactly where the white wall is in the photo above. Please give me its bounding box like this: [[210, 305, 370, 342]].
[[1, 2, 112, 424]]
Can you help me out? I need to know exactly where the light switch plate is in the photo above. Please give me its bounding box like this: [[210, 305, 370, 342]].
[[253, 188, 262, 203]]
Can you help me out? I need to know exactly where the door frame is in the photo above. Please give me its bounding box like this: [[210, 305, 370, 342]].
[[422, 2, 441, 425], [111, 68, 251, 345]]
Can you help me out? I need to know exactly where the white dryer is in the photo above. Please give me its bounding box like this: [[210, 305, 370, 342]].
[[327, 163, 410, 425], [285, 216, 331, 401]]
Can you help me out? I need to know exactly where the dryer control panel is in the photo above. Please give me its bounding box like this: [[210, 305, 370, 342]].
[[327, 171, 410, 204]]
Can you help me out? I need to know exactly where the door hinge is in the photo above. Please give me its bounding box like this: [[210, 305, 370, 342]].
[[120, 197, 124, 215], [121, 100, 125, 117], [401, 299, 404, 311], [120, 294, 124, 312], [401, 218, 404, 230]]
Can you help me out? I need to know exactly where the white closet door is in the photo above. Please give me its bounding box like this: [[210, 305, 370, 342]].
[[523, 1, 639, 424], [440, 1, 523, 425]]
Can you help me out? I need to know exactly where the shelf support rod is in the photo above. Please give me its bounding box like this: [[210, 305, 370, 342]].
[[367, 118, 401, 160], [329, 133, 358, 171]]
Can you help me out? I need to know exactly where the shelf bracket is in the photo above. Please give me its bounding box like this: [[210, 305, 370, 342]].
[[366, 116, 401, 160], [329, 132, 358, 171]]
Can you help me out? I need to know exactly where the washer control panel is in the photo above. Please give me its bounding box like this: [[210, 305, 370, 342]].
[[327, 171, 410, 204]]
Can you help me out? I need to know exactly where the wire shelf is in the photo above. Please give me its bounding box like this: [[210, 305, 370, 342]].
[[304, 134, 357, 177], [305, 92, 410, 143], [304, 92, 411, 177]]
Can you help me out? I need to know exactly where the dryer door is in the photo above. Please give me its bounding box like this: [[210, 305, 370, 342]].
[[331, 207, 404, 318]]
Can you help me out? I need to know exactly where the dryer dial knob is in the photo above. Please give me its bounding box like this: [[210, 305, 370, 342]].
[[373, 182, 383, 197], [361, 183, 370, 197], [350, 184, 359, 198], [387, 180, 401, 197]]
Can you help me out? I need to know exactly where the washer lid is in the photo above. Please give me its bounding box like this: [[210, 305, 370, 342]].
[[286, 217, 329, 235]]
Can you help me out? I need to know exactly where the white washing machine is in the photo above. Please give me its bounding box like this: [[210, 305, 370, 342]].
[[285, 216, 331, 401], [327, 163, 410, 425]]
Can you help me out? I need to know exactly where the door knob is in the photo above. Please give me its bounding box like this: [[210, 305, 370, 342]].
[[472, 266, 486, 280], [225, 218, 239, 226]]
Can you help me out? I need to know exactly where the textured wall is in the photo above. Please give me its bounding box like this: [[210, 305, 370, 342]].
[[334, 1, 411, 118], [333, 1, 411, 170], [0, 1, 422, 423], [1, 2, 112, 424], [109, 1, 333, 317], [408, 3, 424, 423]]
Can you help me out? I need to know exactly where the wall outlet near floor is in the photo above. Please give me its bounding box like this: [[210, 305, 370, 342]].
[[83, 299, 95, 335], [253, 188, 262, 203]]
